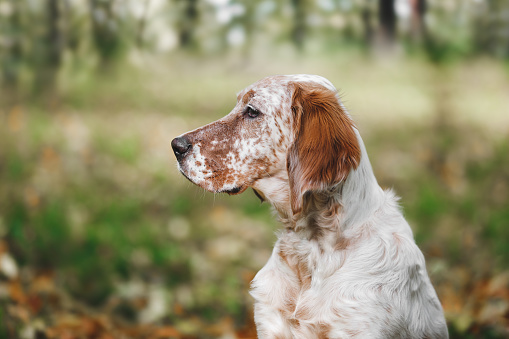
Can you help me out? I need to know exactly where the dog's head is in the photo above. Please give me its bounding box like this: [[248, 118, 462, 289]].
[[172, 75, 361, 214]]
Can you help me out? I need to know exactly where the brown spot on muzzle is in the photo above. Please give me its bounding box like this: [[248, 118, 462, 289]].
[[180, 114, 253, 192]]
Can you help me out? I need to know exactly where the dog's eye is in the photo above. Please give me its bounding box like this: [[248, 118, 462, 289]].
[[245, 106, 260, 119]]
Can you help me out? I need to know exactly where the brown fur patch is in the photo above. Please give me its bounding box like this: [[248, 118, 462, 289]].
[[344, 328, 362, 337], [279, 243, 312, 291], [335, 236, 351, 251], [287, 83, 361, 214], [317, 324, 332, 339], [278, 242, 313, 317], [241, 89, 256, 104]]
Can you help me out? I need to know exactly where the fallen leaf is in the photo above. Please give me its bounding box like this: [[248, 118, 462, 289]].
[[9, 280, 27, 304], [152, 326, 181, 338]]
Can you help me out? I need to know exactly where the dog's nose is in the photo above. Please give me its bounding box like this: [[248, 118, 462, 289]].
[[171, 136, 192, 160]]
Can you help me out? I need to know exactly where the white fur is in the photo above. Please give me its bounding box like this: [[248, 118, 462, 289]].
[[250, 134, 448, 337]]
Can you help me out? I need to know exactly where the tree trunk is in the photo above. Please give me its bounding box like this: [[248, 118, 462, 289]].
[[38, 0, 62, 92], [410, 0, 427, 43], [378, 0, 396, 44], [291, 0, 306, 50], [89, 0, 121, 64], [176, 0, 199, 49], [362, 5, 374, 46], [47, 0, 62, 68], [2, 0, 23, 89]]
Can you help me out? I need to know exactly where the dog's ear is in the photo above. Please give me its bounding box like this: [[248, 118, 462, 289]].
[[287, 83, 361, 215]]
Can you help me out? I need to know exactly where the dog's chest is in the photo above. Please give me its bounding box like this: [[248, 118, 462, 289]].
[[252, 232, 362, 311], [251, 226, 415, 318]]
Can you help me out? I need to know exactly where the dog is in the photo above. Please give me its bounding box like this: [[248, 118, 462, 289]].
[[171, 75, 448, 338]]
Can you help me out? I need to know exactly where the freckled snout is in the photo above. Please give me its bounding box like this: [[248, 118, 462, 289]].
[[171, 136, 192, 161]]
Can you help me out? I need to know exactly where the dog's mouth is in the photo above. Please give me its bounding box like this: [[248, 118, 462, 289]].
[[221, 185, 248, 195], [178, 164, 249, 196]]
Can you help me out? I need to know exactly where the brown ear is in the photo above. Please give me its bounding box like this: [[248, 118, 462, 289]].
[[287, 83, 361, 215]]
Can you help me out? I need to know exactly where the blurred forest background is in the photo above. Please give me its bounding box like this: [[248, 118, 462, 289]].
[[1, 0, 509, 338]]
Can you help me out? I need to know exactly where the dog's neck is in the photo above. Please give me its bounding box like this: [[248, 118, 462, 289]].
[[335, 133, 385, 227], [253, 133, 384, 240]]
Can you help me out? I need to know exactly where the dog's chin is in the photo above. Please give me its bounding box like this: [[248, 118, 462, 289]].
[[178, 166, 249, 195], [184, 175, 248, 196]]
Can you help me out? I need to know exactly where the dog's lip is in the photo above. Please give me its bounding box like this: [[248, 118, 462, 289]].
[[222, 185, 248, 195]]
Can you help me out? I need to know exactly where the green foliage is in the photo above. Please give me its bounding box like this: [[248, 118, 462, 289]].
[[2, 0, 509, 97], [374, 122, 509, 268]]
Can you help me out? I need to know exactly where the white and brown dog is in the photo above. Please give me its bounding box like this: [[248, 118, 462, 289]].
[[171, 75, 448, 338]]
